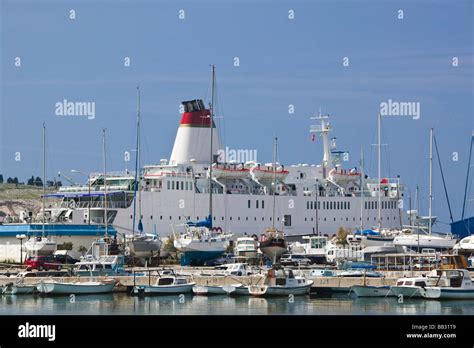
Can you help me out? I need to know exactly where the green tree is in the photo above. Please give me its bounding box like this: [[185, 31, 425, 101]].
[[336, 227, 349, 246], [0, 174, 3, 183], [77, 245, 88, 256]]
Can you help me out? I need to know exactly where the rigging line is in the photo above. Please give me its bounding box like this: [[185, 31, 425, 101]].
[[462, 134, 474, 220], [433, 135, 454, 224]]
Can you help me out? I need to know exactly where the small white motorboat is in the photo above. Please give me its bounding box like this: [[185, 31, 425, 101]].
[[390, 276, 434, 299], [222, 284, 250, 296], [37, 279, 117, 295], [248, 268, 313, 297], [419, 269, 474, 300], [351, 285, 393, 297], [133, 276, 195, 296]]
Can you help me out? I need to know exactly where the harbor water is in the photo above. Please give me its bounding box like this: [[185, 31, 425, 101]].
[[2, 293, 474, 316]]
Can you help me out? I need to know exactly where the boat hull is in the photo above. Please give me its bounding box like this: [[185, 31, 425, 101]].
[[134, 283, 195, 295], [420, 287, 474, 300], [390, 286, 423, 299], [129, 239, 161, 258], [192, 285, 227, 295], [248, 282, 312, 297], [37, 281, 116, 294], [259, 238, 287, 264], [351, 285, 393, 297], [2, 284, 38, 295]]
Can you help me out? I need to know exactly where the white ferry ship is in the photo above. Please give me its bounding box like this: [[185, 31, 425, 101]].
[[43, 98, 403, 239]]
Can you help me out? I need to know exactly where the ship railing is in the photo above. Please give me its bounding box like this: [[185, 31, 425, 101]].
[[144, 172, 194, 179], [46, 201, 131, 209], [90, 171, 135, 178]]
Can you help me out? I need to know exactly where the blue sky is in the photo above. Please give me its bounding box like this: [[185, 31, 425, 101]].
[[1, 0, 473, 227]]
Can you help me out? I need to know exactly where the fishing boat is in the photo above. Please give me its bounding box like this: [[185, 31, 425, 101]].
[[132, 275, 195, 295], [37, 278, 117, 295], [390, 276, 434, 299], [248, 268, 313, 297], [351, 285, 392, 297], [419, 269, 474, 300], [73, 239, 127, 276]]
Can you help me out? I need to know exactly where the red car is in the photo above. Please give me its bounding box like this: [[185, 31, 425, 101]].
[[24, 256, 63, 271]]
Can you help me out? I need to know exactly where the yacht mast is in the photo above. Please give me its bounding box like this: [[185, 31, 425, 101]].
[[103, 129, 108, 236], [132, 86, 142, 237], [272, 137, 277, 230], [209, 65, 215, 226], [429, 128, 433, 235], [377, 113, 382, 230], [42, 123, 46, 237], [360, 148, 364, 230]]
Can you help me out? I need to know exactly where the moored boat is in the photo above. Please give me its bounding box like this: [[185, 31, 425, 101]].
[[351, 285, 393, 297], [419, 269, 474, 300], [37, 279, 117, 295], [248, 268, 312, 297], [132, 275, 195, 296], [390, 276, 434, 299]]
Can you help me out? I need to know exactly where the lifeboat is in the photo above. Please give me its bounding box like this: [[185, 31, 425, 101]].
[[211, 163, 250, 179], [328, 167, 361, 183], [250, 163, 289, 181]]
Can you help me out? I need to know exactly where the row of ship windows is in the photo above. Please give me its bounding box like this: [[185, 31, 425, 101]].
[[306, 201, 351, 210], [305, 216, 398, 222], [365, 201, 397, 210], [166, 181, 193, 191], [129, 215, 397, 223], [305, 201, 398, 210]]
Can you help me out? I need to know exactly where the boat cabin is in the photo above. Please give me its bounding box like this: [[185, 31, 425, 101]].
[[434, 269, 472, 288]]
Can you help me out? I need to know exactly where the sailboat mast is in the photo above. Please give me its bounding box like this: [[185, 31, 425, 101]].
[[272, 137, 277, 230], [132, 86, 141, 236], [429, 128, 433, 235], [377, 113, 382, 230], [209, 65, 215, 225], [42, 123, 46, 237], [360, 148, 364, 230], [103, 129, 108, 236]]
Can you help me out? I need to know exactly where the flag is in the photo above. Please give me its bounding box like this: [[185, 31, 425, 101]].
[[311, 133, 315, 142]]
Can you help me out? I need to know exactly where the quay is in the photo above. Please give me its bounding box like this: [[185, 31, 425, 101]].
[[2, 265, 463, 295]]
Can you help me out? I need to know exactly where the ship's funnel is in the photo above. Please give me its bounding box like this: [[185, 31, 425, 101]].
[[169, 99, 220, 165]]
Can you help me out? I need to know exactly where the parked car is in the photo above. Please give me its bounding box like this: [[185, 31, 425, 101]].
[[53, 254, 79, 264], [24, 256, 63, 271], [280, 254, 312, 266]]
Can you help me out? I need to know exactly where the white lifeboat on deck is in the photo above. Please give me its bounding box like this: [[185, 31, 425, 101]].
[[328, 167, 361, 183], [250, 163, 289, 181], [212, 163, 249, 179]]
